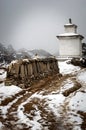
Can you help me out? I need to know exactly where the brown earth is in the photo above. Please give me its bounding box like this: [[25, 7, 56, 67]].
[[0, 73, 85, 130]]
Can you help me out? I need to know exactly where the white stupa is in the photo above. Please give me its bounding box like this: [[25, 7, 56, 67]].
[[57, 19, 84, 58]]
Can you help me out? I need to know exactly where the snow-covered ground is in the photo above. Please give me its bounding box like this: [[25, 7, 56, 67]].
[[0, 61, 86, 130], [0, 69, 22, 101], [0, 69, 6, 81], [0, 84, 22, 101], [58, 61, 81, 75], [77, 69, 86, 84]]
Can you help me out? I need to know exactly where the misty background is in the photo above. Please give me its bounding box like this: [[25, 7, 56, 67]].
[[0, 0, 86, 54]]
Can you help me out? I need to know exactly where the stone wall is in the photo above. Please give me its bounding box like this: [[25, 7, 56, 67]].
[[5, 58, 59, 88]]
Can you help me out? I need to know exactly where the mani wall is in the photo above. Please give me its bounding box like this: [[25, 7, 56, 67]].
[[5, 58, 59, 88]]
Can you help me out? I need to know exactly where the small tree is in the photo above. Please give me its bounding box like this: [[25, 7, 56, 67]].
[[82, 43, 86, 57]]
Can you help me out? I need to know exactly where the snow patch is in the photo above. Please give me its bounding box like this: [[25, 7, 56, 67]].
[[23, 59, 29, 62], [77, 70, 86, 84], [11, 60, 18, 64], [17, 92, 65, 129], [60, 79, 74, 92], [0, 122, 4, 128], [0, 99, 17, 118], [17, 103, 42, 130], [0, 69, 6, 80], [45, 94, 65, 117], [0, 84, 22, 100], [58, 61, 80, 75], [0, 95, 22, 119], [69, 92, 86, 112]]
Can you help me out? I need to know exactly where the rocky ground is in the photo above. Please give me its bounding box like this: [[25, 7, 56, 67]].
[[0, 61, 86, 130]]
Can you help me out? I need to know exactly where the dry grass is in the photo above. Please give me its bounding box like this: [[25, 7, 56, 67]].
[[63, 81, 82, 97], [78, 111, 86, 130]]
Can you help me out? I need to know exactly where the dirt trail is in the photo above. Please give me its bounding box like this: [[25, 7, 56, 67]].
[[0, 73, 84, 130], [0, 74, 62, 129]]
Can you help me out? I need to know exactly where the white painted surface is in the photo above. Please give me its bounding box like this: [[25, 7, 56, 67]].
[[59, 37, 82, 56], [58, 33, 79, 36], [64, 25, 77, 33], [57, 20, 84, 57]]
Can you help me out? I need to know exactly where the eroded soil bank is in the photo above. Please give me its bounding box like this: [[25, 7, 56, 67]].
[[0, 61, 86, 130]]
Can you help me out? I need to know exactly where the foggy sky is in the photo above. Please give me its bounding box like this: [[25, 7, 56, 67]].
[[0, 0, 86, 54]]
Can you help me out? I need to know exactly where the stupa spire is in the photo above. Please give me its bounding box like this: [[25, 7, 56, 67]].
[[69, 18, 72, 24]]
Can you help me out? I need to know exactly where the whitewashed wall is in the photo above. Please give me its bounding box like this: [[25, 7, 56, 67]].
[[64, 26, 77, 33], [59, 37, 82, 57]]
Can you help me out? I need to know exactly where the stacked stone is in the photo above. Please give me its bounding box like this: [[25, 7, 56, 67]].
[[6, 58, 59, 87]]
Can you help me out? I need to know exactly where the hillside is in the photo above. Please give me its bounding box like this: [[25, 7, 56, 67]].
[[0, 43, 16, 63], [16, 49, 52, 59], [0, 61, 86, 130], [0, 43, 53, 64]]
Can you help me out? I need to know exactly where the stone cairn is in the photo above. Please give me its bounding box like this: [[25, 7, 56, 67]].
[[5, 58, 59, 88]]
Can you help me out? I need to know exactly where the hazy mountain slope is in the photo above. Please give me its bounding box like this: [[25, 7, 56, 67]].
[[29, 49, 52, 58], [0, 61, 86, 130], [0, 43, 15, 63], [0, 43, 53, 63], [16, 49, 53, 59]]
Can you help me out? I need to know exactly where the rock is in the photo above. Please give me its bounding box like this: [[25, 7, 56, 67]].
[[71, 58, 86, 67], [5, 58, 59, 88], [19, 84, 25, 89]]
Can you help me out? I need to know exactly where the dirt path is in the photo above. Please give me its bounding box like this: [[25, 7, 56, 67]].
[[0, 73, 85, 130], [0, 74, 62, 129]]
